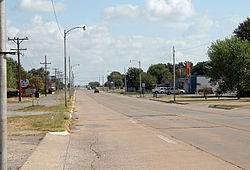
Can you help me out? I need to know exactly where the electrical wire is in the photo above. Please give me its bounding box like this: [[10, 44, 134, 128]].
[[176, 42, 211, 52], [51, 0, 64, 38]]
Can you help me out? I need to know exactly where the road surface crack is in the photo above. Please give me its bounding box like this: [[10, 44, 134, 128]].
[[90, 137, 101, 170]]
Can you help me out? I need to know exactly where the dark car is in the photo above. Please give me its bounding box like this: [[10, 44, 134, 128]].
[[94, 88, 99, 93]]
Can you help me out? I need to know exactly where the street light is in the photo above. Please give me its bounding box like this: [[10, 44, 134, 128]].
[[64, 26, 86, 107], [130, 59, 142, 97], [69, 64, 80, 98]]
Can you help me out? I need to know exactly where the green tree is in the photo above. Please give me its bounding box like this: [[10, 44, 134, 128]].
[[192, 61, 211, 76], [127, 67, 141, 90], [28, 68, 50, 81], [208, 37, 250, 99], [147, 63, 171, 84], [88, 82, 100, 89], [141, 72, 157, 91], [6, 57, 30, 88], [234, 17, 250, 41], [107, 71, 124, 88], [29, 77, 44, 92]]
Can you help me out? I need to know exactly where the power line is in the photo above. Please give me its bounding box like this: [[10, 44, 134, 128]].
[[176, 42, 211, 52], [51, 0, 63, 38], [8, 37, 29, 102], [40, 55, 51, 96]]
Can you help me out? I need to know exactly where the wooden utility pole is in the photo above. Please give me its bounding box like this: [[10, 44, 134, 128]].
[[53, 68, 58, 90], [8, 37, 28, 102], [40, 56, 51, 96]]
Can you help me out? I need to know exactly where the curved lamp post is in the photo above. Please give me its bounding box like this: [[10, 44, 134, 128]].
[[64, 26, 85, 107], [130, 59, 142, 97]]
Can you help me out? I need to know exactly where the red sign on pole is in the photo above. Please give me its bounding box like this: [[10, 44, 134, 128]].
[[186, 62, 191, 77]]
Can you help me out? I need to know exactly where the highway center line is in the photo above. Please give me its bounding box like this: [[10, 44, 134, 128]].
[[157, 135, 177, 144]]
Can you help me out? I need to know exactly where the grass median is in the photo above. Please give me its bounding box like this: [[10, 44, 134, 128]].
[[153, 95, 250, 103], [8, 97, 73, 132], [8, 113, 70, 132]]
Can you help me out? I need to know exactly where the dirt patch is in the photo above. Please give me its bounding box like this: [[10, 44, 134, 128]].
[[7, 122, 46, 170]]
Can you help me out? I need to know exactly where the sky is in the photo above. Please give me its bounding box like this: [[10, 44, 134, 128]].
[[6, 0, 250, 85]]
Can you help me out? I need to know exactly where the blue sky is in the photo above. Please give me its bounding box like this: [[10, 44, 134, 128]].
[[6, 0, 250, 85]]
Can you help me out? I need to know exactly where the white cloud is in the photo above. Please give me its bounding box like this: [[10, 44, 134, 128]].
[[7, 15, 212, 85], [184, 16, 214, 38], [16, 0, 67, 12], [103, 4, 140, 19], [145, 0, 195, 21], [103, 0, 195, 21]]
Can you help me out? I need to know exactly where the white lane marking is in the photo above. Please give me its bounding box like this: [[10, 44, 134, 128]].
[[130, 120, 137, 124], [157, 135, 176, 144]]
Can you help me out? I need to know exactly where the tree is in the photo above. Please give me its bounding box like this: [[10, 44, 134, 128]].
[[141, 72, 157, 91], [127, 67, 141, 90], [234, 17, 250, 41], [192, 61, 211, 76], [7, 59, 17, 88], [88, 82, 100, 89], [7, 57, 30, 89], [106, 71, 124, 88], [28, 67, 50, 82], [29, 77, 44, 92], [208, 37, 250, 99], [147, 63, 171, 84]]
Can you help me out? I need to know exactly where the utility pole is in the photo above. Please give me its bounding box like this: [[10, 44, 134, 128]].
[[53, 68, 58, 90], [130, 59, 142, 97], [139, 61, 142, 97], [40, 56, 51, 96], [124, 67, 127, 93], [102, 75, 104, 90], [173, 46, 176, 102], [99, 75, 100, 86], [0, 1, 7, 169], [68, 56, 71, 98], [8, 37, 28, 102]]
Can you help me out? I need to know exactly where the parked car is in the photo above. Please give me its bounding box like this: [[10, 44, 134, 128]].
[[166, 87, 185, 95], [152, 87, 168, 94]]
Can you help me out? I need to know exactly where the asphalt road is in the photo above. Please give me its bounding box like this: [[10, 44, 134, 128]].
[[92, 89, 250, 169], [21, 89, 249, 169], [68, 89, 249, 169]]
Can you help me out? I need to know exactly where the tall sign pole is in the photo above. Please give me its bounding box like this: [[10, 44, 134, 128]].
[[173, 46, 176, 102], [0, 0, 7, 168]]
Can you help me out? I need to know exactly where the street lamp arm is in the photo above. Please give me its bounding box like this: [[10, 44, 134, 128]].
[[65, 26, 86, 34]]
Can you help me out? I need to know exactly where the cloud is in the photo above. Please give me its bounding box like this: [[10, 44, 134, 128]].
[[183, 16, 214, 39], [103, 0, 195, 21], [7, 15, 212, 85], [103, 4, 140, 19], [16, 0, 67, 12], [144, 0, 195, 21]]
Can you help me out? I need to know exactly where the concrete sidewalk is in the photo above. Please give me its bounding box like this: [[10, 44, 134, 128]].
[[20, 90, 240, 170]]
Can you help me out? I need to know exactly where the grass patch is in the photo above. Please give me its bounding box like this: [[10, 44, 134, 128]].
[[16, 103, 72, 113], [10, 96, 73, 132], [8, 113, 70, 132], [16, 97, 72, 113], [7, 97, 35, 104], [154, 95, 247, 103]]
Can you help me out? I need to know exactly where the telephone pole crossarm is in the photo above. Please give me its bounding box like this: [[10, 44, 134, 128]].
[[8, 37, 28, 102]]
